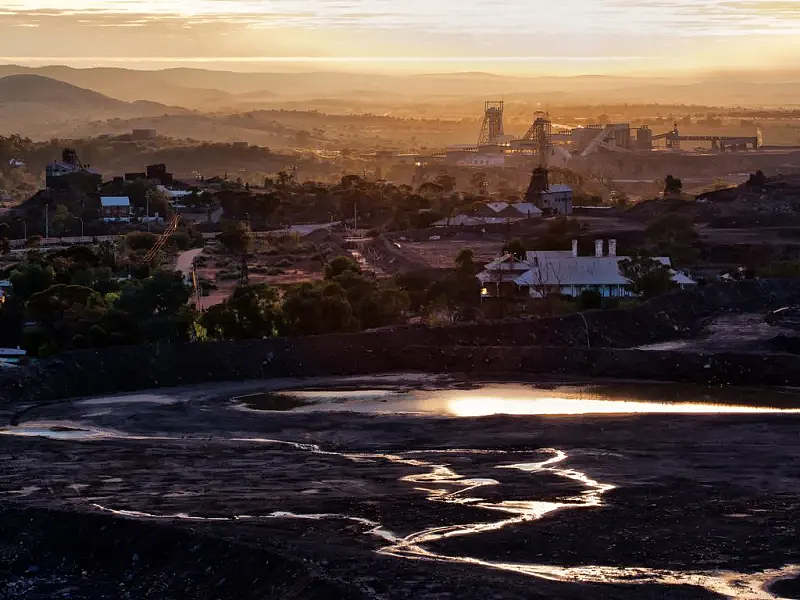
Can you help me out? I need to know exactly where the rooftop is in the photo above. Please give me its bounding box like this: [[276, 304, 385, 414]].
[[100, 196, 131, 207]]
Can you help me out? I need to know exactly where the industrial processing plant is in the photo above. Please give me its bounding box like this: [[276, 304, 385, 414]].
[[441, 101, 766, 169]]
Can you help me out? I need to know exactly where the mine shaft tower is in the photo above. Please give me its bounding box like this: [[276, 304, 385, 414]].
[[477, 101, 505, 146], [523, 112, 553, 205]]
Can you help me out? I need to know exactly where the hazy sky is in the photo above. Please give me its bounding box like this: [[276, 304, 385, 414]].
[[1, 0, 799, 73]]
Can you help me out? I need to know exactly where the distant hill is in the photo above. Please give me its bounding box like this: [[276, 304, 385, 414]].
[[0, 74, 125, 108], [0, 74, 188, 137], [1, 66, 800, 112]]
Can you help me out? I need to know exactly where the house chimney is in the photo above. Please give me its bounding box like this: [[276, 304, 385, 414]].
[[608, 239, 617, 258], [571, 239, 578, 258], [594, 239, 603, 258]]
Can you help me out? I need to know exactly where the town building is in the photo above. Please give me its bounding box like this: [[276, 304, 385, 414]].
[[477, 239, 696, 298], [131, 128, 157, 140], [45, 148, 101, 192], [100, 197, 132, 223], [433, 202, 542, 227], [539, 184, 573, 216], [523, 167, 574, 216]]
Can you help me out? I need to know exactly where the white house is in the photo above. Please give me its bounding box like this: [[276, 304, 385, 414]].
[[100, 196, 132, 223], [477, 239, 696, 298]]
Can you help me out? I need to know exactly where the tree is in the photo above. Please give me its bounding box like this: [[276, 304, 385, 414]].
[[470, 171, 489, 195], [747, 170, 767, 187], [112, 271, 194, 343], [201, 284, 282, 339], [502, 238, 526, 261], [125, 231, 159, 252], [664, 175, 683, 196], [25, 284, 107, 354], [325, 255, 361, 279], [50, 205, 71, 236], [578, 289, 602, 310], [10, 262, 55, 302], [419, 181, 443, 199], [645, 214, 698, 265], [434, 172, 456, 194], [393, 270, 433, 312], [217, 221, 252, 255], [619, 253, 676, 299], [282, 281, 356, 335], [455, 248, 477, 277]]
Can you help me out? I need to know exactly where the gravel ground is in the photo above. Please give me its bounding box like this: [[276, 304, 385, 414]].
[[2, 378, 800, 600]]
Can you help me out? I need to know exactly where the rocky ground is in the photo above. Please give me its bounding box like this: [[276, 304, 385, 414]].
[[2, 379, 800, 599]]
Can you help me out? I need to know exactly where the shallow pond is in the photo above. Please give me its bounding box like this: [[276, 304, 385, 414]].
[[236, 382, 800, 417]]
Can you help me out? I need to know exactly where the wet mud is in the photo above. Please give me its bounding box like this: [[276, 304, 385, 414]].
[[2, 378, 800, 599]]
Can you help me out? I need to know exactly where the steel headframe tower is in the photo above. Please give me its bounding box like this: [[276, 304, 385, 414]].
[[523, 112, 552, 205], [522, 111, 552, 167], [477, 101, 504, 146]]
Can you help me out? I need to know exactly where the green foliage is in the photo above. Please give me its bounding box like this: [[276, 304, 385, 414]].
[[618, 253, 676, 299], [434, 173, 456, 194], [645, 214, 698, 265], [217, 221, 253, 255], [125, 231, 159, 252], [577, 289, 603, 310], [536, 217, 587, 251], [664, 174, 683, 196], [747, 170, 767, 187], [201, 284, 283, 340], [393, 270, 434, 312], [10, 262, 55, 302], [282, 281, 356, 335], [324, 255, 361, 279], [169, 231, 191, 251], [24, 284, 108, 354], [502, 238, 526, 261], [454, 248, 476, 277], [50, 205, 72, 237]]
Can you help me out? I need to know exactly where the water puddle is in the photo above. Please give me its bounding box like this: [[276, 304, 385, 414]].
[[0, 421, 169, 442], [0, 421, 120, 441], [237, 383, 800, 416], [77, 394, 179, 406], [237, 388, 399, 411]]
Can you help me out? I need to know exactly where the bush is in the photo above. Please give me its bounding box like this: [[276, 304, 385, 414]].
[[169, 231, 191, 251], [217, 270, 240, 281], [275, 258, 294, 268], [125, 231, 158, 251], [578, 289, 603, 310]]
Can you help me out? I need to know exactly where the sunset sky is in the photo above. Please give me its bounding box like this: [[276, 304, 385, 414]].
[[1, 0, 799, 73]]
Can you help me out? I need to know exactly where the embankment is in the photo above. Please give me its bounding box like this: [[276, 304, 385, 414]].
[[3, 279, 800, 404]]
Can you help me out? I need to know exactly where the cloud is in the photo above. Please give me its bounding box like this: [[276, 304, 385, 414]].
[[0, 0, 797, 71]]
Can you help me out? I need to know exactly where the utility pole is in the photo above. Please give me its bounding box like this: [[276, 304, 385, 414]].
[[45, 201, 49, 240], [353, 202, 357, 232]]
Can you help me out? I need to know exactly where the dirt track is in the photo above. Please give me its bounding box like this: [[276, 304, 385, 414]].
[[3, 378, 800, 599]]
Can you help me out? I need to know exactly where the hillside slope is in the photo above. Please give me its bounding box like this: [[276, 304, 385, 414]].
[[0, 74, 188, 136]]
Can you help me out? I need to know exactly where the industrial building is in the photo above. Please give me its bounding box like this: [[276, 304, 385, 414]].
[[454, 102, 763, 163], [45, 149, 102, 192]]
